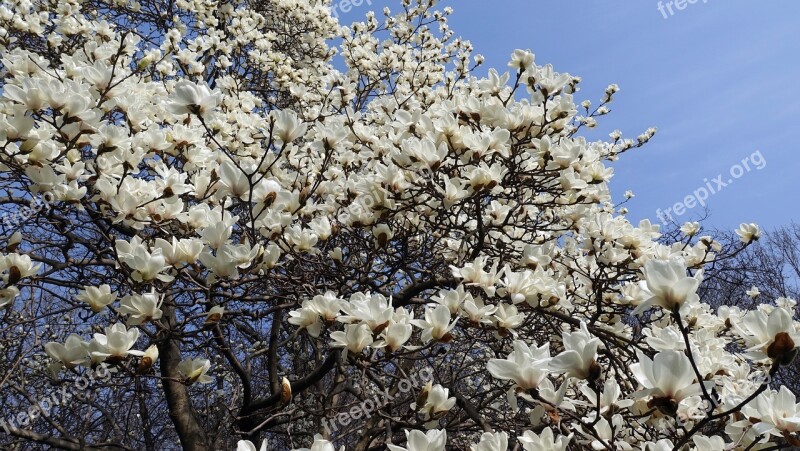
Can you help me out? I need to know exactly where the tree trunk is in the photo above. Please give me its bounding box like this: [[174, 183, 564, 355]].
[[158, 307, 209, 451]]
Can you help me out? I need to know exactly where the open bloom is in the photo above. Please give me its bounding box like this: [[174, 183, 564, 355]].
[[90, 323, 144, 362], [740, 386, 800, 437], [291, 434, 339, 451], [339, 292, 393, 332], [387, 429, 447, 451], [632, 258, 701, 315], [237, 440, 268, 451], [45, 334, 88, 368], [413, 382, 457, 420], [380, 321, 413, 352], [550, 322, 601, 380], [1, 253, 41, 285], [119, 290, 163, 325], [736, 223, 761, 244], [75, 284, 116, 312], [470, 432, 508, 451], [517, 428, 571, 451], [630, 350, 706, 412], [330, 323, 373, 355], [177, 357, 213, 384], [734, 307, 799, 363], [487, 340, 551, 391], [167, 80, 220, 118], [411, 304, 458, 343], [116, 239, 173, 282]]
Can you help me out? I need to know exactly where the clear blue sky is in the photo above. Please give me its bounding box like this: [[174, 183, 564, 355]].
[[340, 1, 800, 231]]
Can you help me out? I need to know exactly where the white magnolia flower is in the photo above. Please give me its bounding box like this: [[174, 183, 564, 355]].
[[550, 322, 601, 380], [237, 439, 268, 451], [387, 429, 447, 451], [736, 223, 761, 244], [137, 344, 159, 374], [381, 321, 413, 352], [330, 323, 374, 355], [167, 80, 220, 118], [339, 292, 393, 331], [680, 221, 700, 237], [578, 378, 634, 416], [470, 432, 508, 451], [740, 386, 800, 436], [76, 284, 116, 312], [1, 253, 41, 284], [45, 334, 88, 368], [119, 290, 163, 325], [517, 428, 571, 451], [734, 307, 799, 362], [291, 434, 339, 451], [413, 382, 456, 420], [177, 357, 213, 384], [115, 239, 173, 282], [411, 304, 458, 343], [272, 110, 307, 143], [632, 258, 701, 314], [90, 323, 144, 362], [630, 350, 705, 408], [487, 340, 551, 391], [0, 286, 20, 309]]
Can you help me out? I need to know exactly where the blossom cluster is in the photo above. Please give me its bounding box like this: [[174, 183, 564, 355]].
[[0, 0, 796, 449]]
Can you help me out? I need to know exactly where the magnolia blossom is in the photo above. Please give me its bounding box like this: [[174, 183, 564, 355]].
[[411, 305, 458, 343], [330, 323, 374, 355], [746, 286, 761, 299], [740, 386, 800, 437], [167, 80, 220, 118], [0, 286, 19, 308], [487, 340, 551, 391], [387, 430, 447, 451], [137, 344, 159, 374], [517, 428, 571, 451], [630, 350, 705, 409], [115, 239, 173, 282], [470, 432, 509, 451], [550, 322, 601, 380], [291, 435, 339, 451], [75, 284, 116, 312], [4, 0, 799, 448], [177, 357, 213, 384], [579, 378, 634, 417], [734, 306, 799, 362], [736, 222, 761, 244], [633, 258, 701, 314], [413, 382, 456, 420], [272, 110, 307, 143], [339, 292, 394, 331], [45, 334, 88, 368], [237, 440, 268, 451], [118, 290, 163, 325], [1, 253, 40, 284], [90, 323, 144, 362], [381, 321, 413, 352]]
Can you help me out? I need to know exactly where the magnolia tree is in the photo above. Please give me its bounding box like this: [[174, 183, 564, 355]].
[[0, 0, 797, 449]]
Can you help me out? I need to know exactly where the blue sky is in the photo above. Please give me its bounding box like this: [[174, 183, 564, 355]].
[[341, 1, 800, 231]]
